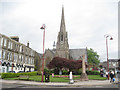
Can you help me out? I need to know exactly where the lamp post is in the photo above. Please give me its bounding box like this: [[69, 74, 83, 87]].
[[104, 34, 113, 80], [40, 24, 46, 82]]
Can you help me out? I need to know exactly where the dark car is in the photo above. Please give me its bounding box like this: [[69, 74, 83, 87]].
[[26, 71, 31, 72], [8, 71, 16, 73], [17, 71, 25, 73]]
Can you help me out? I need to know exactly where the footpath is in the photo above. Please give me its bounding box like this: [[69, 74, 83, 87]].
[[0, 78, 119, 87]]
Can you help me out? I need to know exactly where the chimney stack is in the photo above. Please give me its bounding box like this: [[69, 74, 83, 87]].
[[27, 41, 29, 47], [10, 36, 19, 42]]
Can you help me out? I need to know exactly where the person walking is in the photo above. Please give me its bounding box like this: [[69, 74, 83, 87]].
[[106, 71, 108, 78], [110, 71, 114, 83]]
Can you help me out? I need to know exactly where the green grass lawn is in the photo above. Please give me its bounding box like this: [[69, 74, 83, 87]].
[[4, 75, 107, 82]]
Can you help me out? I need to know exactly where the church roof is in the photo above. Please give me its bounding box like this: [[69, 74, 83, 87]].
[[69, 49, 87, 61]]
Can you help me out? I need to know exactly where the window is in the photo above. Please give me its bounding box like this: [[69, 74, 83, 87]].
[[29, 58, 30, 64], [14, 54, 16, 62], [16, 45, 19, 52], [9, 53, 12, 61], [32, 59, 34, 64], [10, 42, 13, 49], [19, 55, 21, 62], [0, 37, 3, 47], [0, 49, 2, 59], [61, 34, 63, 41], [21, 55, 24, 63], [31, 58, 32, 64], [15, 67, 17, 70], [4, 38, 7, 47], [22, 46, 24, 53], [20, 45, 22, 52], [8, 41, 11, 49], [2, 50, 6, 59], [25, 57, 28, 64], [6, 52, 9, 60]]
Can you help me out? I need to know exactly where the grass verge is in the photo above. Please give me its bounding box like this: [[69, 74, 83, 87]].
[[4, 75, 107, 82]]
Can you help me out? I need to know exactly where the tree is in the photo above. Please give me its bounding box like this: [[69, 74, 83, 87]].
[[87, 48, 100, 66], [47, 57, 86, 71]]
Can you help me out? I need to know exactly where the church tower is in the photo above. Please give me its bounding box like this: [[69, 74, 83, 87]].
[[56, 6, 69, 59]]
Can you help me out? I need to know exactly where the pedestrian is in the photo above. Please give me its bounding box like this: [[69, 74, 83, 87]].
[[106, 71, 108, 78], [110, 71, 114, 83], [113, 78, 115, 83]]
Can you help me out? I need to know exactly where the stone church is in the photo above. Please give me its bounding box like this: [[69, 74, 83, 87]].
[[44, 7, 87, 68]]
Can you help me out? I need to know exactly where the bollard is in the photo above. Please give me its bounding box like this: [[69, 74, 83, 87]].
[[69, 71, 74, 84]]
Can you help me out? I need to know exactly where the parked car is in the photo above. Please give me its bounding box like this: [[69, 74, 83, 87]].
[[8, 71, 16, 73], [26, 71, 31, 72], [17, 71, 25, 73]]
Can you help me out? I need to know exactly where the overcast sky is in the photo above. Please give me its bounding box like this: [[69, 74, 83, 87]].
[[0, 0, 119, 62]]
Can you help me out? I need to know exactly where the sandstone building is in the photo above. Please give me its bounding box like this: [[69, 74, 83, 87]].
[[0, 34, 35, 73]]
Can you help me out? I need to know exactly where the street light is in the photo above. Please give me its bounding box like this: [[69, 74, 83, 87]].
[[104, 34, 113, 80], [40, 24, 46, 82]]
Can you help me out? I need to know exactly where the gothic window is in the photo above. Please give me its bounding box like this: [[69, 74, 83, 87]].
[[61, 34, 63, 41]]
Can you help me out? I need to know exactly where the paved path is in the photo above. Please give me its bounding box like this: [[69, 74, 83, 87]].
[[0, 78, 119, 87]]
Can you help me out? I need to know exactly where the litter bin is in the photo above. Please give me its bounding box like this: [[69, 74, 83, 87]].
[[45, 74, 50, 82]]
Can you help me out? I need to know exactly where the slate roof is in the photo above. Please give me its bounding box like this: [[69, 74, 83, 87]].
[[69, 49, 87, 62], [45, 48, 88, 62]]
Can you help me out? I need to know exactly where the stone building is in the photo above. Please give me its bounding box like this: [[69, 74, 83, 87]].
[[0, 34, 35, 73], [100, 59, 119, 74], [44, 6, 87, 69]]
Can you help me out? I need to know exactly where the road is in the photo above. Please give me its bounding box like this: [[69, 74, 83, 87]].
[[1, 82, 119, 88]]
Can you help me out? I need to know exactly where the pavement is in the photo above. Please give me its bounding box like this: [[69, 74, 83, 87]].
[[0, 78, 119, 87]]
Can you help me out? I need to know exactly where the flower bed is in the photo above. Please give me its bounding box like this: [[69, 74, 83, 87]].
[[54, 75, 79, 78]]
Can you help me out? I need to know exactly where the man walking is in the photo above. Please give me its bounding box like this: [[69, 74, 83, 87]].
[[110, 71, 114, 83]]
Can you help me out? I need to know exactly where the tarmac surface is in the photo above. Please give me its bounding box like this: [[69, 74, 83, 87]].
[[0, 78, 119, 87]]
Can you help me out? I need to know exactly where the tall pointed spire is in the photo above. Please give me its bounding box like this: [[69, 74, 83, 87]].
[[56, 6, 69, 59], [60, 5, 66, 32]]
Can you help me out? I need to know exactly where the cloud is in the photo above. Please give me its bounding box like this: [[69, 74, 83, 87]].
[[0, 0, 118, 61]]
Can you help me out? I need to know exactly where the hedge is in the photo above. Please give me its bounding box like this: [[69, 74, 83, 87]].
[[86, 70, 100, 75], [1, 71, 38, 79]]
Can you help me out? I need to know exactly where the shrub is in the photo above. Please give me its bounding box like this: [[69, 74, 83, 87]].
[[44, 68, 51, 74], [1, 73, 20, 79], [54, 68, 59, 75], [62, 70, 69, 75], [72, 69, 82, 75], [1, 71, 38, 79], [86, 70, 100, 75], [18, 71, 38, 76]]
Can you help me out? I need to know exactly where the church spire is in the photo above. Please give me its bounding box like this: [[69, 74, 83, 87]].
[[60, 6, 66, 32], [56, 6, 69, 59]]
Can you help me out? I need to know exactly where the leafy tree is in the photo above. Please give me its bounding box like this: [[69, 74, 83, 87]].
[[47, 57, 87, 71], [87, 48, 100, 66]]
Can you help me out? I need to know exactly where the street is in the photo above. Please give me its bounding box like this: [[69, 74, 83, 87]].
[[1, 82, 119, 88]]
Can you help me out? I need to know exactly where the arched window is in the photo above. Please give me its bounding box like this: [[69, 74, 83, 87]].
[[61, 34, 63, 41]]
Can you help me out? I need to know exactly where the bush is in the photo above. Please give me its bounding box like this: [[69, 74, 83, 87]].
[[44, 68, 51, 74], [1, 71, 38, 79], [54, 68, 59, 75], [72, 69, 82, 75], [86, 70, 100, 75], [62, 70, 69, 75], [1, 73, 20, 79], [19, 71, 38, 76]]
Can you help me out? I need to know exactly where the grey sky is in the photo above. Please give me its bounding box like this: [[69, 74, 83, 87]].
[[0, 0, 118, 62]]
